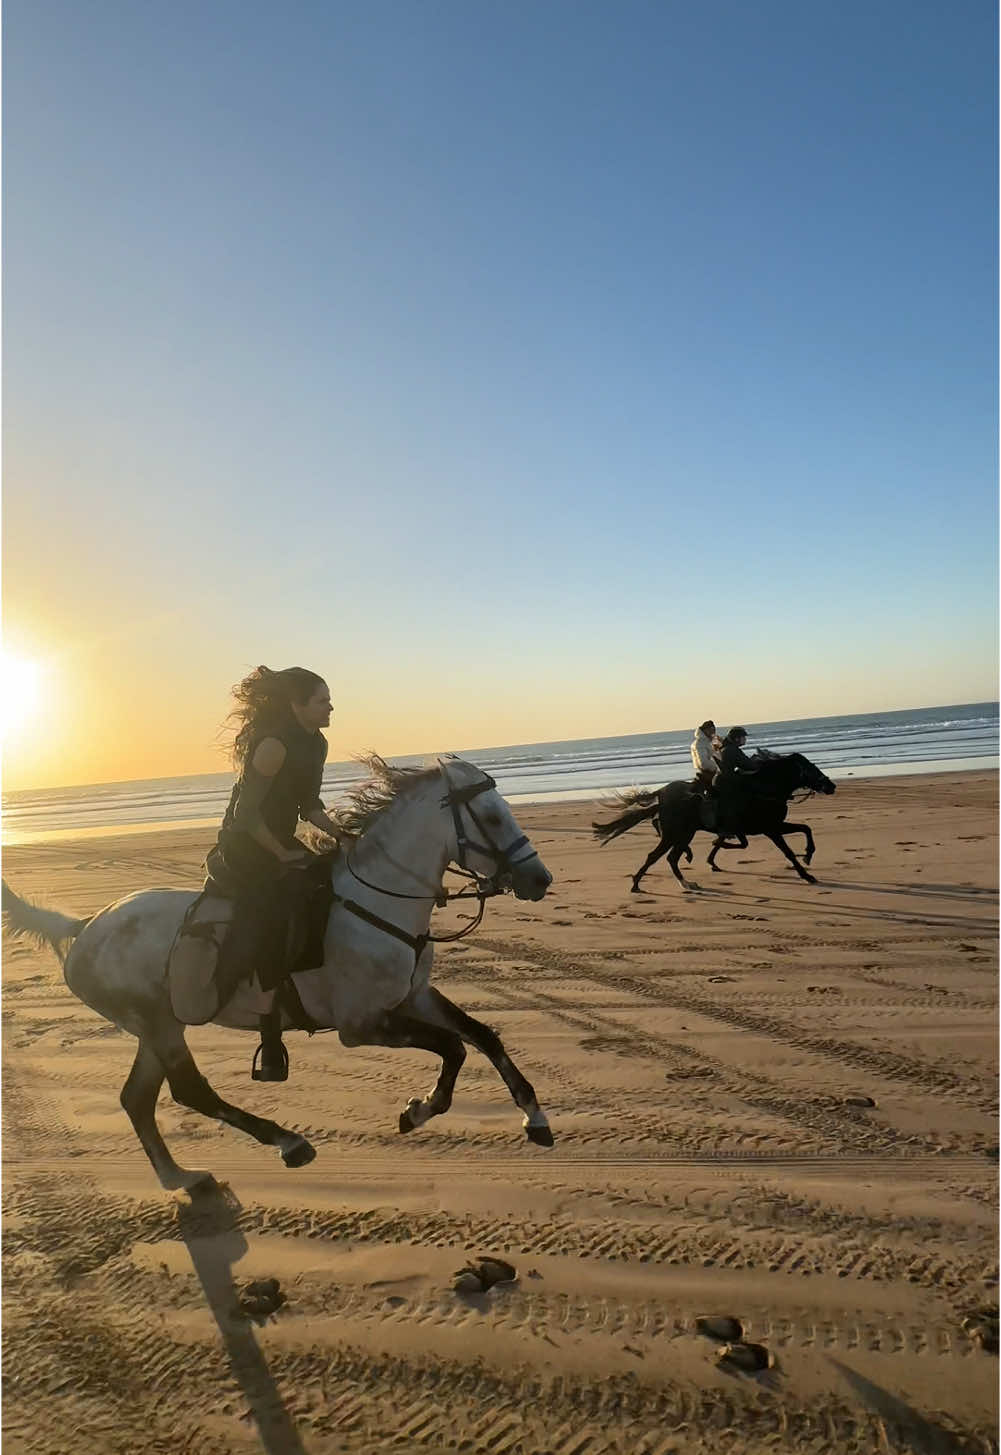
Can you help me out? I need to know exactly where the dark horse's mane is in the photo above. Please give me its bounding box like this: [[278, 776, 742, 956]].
[[333, 754, 442, 837]]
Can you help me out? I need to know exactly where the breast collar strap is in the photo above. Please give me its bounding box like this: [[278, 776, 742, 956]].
[[335, 893, 429, 959]]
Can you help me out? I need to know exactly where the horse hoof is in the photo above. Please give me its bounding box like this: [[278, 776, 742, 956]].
[[398, 1110, 417, 1134], [281, 1136, 316, 1168], [525, 1124, 554, 1148]]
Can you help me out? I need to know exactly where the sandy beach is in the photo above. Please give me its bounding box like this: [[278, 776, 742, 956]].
[[2, 769, 998, 1454]]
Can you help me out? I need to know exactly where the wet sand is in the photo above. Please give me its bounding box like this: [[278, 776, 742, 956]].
[[2, 770, 998, 1453]]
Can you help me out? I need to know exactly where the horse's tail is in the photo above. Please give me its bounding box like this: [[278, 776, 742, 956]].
[[592, 790, 659, 845], [1, 880, 89, 963]]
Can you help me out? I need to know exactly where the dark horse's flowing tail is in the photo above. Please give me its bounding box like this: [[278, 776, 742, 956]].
[[1, 879, 88, 961], [592, 790, 659, 846]]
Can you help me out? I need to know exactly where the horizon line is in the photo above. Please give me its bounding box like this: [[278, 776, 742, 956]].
[[4, 696, 997, 799]]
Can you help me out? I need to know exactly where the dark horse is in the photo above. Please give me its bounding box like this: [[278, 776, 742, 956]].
[[592, 752, 836, 891]]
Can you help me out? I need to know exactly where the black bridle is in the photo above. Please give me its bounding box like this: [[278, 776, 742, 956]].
[[442, 768, 539, 886], [340, 759, 539, 951]]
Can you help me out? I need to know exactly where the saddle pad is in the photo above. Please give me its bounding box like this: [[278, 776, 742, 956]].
[[167, 894, 236, 1025]]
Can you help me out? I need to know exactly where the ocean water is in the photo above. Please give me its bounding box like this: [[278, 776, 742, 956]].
[[2, 701, 997, 845]]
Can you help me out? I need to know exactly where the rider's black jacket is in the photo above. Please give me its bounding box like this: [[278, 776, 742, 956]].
[[718, 741, 755, 776]]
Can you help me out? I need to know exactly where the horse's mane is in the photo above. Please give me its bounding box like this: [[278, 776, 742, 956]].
[[333, 754, 441, 836]]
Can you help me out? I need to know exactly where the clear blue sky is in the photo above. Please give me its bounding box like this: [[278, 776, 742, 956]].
[[3, 0, 998, 788]]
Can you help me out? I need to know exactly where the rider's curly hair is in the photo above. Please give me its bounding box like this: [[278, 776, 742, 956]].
[[225, 665, 326, 768]]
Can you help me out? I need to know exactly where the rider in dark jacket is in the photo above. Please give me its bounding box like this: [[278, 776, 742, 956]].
[[717, 727, 755, 777], [713, 727, 756, 834]]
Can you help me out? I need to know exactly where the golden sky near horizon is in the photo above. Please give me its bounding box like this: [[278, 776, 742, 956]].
[[2, 625, 996, 795]]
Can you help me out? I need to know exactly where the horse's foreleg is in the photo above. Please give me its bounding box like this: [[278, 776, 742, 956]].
[[667, 841, 696, 887], [412, 987, 554, 1147], [782, 821, 816, 865], [764, 830, 817, 884], [369, 1009, 466, 1133], [121, 1041, 210, 1191], [153, 1026, 316, 1168], [632, 837, 669, 892]]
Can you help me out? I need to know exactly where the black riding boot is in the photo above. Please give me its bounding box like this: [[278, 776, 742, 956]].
[[252, 1007, 289, 1082]]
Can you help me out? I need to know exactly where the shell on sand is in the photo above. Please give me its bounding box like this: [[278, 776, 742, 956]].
[[844, 1094, 878, 1108]]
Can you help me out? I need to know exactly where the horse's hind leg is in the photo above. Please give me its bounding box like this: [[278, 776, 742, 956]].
[[370, 1010, 466, 1133], [666, 841, 697, 886], [152, 1023, 316, 1168], [410, 987, 554, 1147], [121, 1040, 210, 1191]]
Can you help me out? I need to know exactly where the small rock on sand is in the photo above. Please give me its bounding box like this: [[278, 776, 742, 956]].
[[453, 1256, 518, 1294]]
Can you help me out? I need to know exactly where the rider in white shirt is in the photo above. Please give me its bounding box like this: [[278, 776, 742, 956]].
[[690, 720, 719, 789]]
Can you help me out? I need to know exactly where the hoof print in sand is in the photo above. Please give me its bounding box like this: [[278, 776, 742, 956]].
[[716, 1341, 772, 1372], [844, 1094, 878, 1108], [962, 1306, 999, 1355], [238, 1277, 285, 1322], [695, 1315, 743, 1342], [453, 1256, 518, 1294]]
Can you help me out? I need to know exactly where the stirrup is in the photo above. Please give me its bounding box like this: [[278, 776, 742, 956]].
[[252, 1040, 289, 1082]]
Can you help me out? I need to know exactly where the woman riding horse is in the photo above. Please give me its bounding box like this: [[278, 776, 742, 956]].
[[205, 666, 340, 1081]]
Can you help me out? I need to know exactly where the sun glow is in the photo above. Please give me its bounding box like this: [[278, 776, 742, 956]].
[[1, 651, 44, 743]]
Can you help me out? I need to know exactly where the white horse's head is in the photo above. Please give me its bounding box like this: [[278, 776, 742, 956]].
[[438, 757, 552, 901]]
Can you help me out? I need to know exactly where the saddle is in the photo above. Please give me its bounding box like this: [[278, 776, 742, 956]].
[[167, 852, 336, 1025]]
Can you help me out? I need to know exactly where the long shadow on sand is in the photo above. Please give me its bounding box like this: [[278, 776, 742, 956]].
[[177, 1177, 308, 1455], [829, 1357, 982, 1455], [634, 875, 997, 933], [821, 879, 995, 904]]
